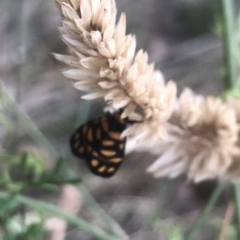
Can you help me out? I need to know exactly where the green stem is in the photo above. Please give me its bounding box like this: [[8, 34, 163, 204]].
[[2, 85, 58, 160], [70, 102, 128, 238], [221, 0, 236, 89], [0, 190, 121, 240], [185, 183, 224, 240], [221, 0, 240, 237], [1, 85, 128, 239], [234, 183, 240, 237], [65, 167, 129, 239]]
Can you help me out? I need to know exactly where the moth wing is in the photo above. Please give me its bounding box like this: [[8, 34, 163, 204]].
[[70, 112, 127, 178], [70, 123, 88, 159], [84, 113, 127, 177]]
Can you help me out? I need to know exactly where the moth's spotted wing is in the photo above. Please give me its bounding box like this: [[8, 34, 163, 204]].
[[70, 122, 89, 159], [70, 112, 127, 178]]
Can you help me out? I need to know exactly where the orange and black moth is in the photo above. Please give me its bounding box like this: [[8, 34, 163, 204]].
[[70, 111, 127, 178]]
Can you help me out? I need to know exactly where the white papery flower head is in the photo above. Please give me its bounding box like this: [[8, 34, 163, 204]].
[[54, 0, 177, 142], [147, 89, 240, 182], [223, 98, 240, 181]]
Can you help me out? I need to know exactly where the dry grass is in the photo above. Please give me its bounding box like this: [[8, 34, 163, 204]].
[[0, 0, 234, 239]]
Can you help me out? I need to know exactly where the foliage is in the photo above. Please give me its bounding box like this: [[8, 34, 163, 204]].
[[1, 0, 240, 239], [0, 85, 83, 239]]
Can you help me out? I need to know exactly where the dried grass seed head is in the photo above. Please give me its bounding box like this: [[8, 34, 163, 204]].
[[54, 0, 177, 142], [147, 89, 240, 182], [223, 98, 240, 181]]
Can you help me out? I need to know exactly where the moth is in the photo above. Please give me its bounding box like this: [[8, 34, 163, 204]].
[[70, 111, 127, 178]]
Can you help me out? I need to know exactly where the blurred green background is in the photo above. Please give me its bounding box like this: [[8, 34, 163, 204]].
[[1, 0, 240, 239]]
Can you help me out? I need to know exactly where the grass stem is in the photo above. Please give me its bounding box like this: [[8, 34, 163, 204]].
[[1, 84, 128, 239], [234, 184, 240, 237], [185, 183, 224, 240], [221, 0, 236, 89], [0, 190, 122, 240], [221, 0, 240, 237]]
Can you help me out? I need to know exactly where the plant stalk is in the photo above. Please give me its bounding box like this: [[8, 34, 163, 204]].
[[234, 183, 240, 237], [185, 183, 224, 240], [221, 0, 236, 89], [1, 85, 128, 239], [0, 190, 122, 240], [221, 0, 240, 237]]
